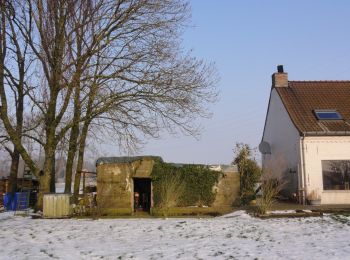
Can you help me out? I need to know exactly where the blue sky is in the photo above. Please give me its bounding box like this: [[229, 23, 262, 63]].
[[102, 1, 350, 165]]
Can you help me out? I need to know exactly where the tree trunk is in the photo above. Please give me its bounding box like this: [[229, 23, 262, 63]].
[[64, 122, 79, 193], [37, 123, 57, 209], [9, 68, 24, 195], [50, 155, 56, 193], [73, 120, 90, 202], [8, 149, 20, 193], [37, 153, 54, 209], [64, 39, 82, 194]]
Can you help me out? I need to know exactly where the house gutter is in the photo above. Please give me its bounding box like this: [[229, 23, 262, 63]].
[[304, 131, 350, 136], [299, 134, 307, 205]]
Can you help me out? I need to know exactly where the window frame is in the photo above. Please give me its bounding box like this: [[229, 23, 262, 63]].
[[322, 160, 350, 191], [314, 110, 343, 120]]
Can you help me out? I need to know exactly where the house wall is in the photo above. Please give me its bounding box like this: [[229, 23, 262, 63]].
[[303, 136, 350, 204], [262, 88, 301, 196]]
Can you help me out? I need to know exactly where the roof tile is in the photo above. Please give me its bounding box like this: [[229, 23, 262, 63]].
[[276, 81, 350, 134]]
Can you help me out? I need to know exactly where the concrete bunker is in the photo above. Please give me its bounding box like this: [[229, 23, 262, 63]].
[[96, 156, 240, 216]]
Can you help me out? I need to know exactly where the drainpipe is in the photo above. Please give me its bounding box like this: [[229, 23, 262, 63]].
[[299, 135, 307, 204]]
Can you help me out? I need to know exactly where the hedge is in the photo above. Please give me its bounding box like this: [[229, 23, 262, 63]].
[[151, 159, 222, 207]]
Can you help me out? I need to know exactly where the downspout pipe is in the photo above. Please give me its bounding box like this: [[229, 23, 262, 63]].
[[300, 135, 307, 204]]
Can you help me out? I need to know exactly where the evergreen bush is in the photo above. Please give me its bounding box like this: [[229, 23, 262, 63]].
[[151, 159, 222, 207]]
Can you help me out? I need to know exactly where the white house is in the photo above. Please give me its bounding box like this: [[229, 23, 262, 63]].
[[260, 65, 350, 204]]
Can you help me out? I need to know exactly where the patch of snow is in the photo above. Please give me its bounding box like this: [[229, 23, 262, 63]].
[[302, 210, 313, 213], [220, 210, 251, 219], [0, 211, 350, 259], [0, 211, 14, 221]]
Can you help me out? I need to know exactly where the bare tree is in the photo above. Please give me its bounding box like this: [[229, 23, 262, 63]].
[[0, 0, 35, 194], [66, 0, 217, 198], [0, 0, 85, 206], [0, 0, 218, 208]]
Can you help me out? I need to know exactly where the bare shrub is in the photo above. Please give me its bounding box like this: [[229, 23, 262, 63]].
[[157, 173, 185, 217], [257, 173, 285, 215]]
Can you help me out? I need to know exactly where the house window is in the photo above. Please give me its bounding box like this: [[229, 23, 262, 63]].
[[314, 110, 342, 120], [322, 160, 350, 190]]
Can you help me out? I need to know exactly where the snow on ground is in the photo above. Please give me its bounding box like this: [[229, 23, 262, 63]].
[[1, 211, 350, 260]]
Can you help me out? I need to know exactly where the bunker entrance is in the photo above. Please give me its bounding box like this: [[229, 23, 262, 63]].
[[133, 178, 151, 212]]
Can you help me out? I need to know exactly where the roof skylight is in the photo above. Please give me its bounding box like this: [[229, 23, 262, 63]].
[[314, 110, 342, 120]]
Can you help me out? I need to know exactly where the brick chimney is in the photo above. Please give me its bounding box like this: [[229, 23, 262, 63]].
[[272, 65, 288, 88]]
